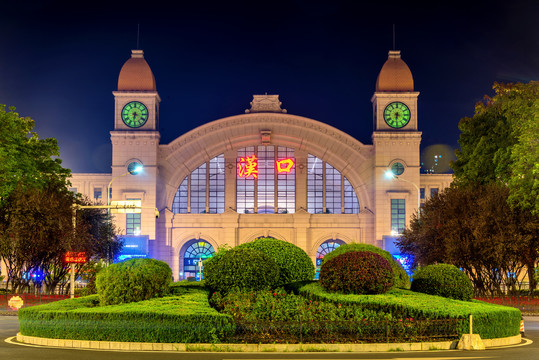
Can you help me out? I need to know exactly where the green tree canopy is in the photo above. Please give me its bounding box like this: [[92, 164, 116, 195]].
[[452, 81, 539, 214], [0, 105, 70, 202]]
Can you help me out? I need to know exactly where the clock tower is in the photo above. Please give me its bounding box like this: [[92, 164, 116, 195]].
[[371, 50, 422, 248], [110, 49, 160, 246]]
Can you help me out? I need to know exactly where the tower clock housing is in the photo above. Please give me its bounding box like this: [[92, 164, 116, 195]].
[[371, 50, 422, 247], [110, 49, 161, 244]]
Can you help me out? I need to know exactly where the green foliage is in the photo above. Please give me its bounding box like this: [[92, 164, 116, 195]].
[[237, 237, 315, 286], [411, 264, 473, 301], [96, 258, 172, 305], [203, 247, 280, 293], [452, 81, 539, 215], [169, 280, 207, 295], [322, 243, 410, 289], [18, 289, 234, 343], [299, 282, 521, 339], [0, 104, 71, 203], [320, 251, 394, 294], [210, 288, 387, 322]]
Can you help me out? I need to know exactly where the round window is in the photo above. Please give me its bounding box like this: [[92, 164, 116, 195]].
[[391, 162, 405, 176], [127, 162, 143, 175]]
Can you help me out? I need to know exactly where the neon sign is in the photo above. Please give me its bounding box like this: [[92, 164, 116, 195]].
[[276, 158, 294, 173], [237, 157, 296, 178], [64, 251, 87, 264], [237, 155, 259, 179]]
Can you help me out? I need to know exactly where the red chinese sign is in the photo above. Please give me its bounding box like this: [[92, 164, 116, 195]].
[[65, 251, 87, 264], [237, 155, 259, 179], [276, 158, 294, 173], [237, 157, 296, 178]]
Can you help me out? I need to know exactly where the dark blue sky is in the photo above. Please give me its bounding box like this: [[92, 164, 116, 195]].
[[1, 0, 537, 173]]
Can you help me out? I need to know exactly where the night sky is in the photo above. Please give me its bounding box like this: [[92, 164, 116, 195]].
[[1, 0, 537, 173]]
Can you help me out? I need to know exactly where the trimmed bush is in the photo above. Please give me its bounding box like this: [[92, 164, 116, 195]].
[[203, 247, 279, 293], [320, 251, 394, 294], [18, 288, 234, 343], [411, 264, 473, 301], [238, 237, 315, 286], [96, 258, 172, 306], [299, 282, 521, 339], [322, 243, 410, 289]]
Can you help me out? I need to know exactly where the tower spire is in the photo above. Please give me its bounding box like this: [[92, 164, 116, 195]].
[[137, 23, 140, 50], [392, 24, 395, 50]]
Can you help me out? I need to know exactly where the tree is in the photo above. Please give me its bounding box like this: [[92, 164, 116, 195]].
[[0, 185, 122, 294], [0, 105, 70, 203], [397, 184, 538, 296], [0, 182, 74, 292], [452, 81, 539, 215]]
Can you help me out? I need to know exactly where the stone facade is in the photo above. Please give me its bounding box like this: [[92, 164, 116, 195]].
[[66, 49, 453, 281]]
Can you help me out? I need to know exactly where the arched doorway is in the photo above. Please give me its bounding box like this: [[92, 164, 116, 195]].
[[180, 240, 215, 281], [315, 239, 345, 279]]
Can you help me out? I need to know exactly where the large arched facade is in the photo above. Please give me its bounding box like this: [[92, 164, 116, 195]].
[[156, 108, 375, 280], [63, 50, 453, 282]]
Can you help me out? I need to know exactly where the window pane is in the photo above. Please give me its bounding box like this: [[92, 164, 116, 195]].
[[391, 199, 405, 234]]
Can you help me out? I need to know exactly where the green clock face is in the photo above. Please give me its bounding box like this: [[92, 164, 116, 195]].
[[383, 102, 411, 129], [121, 101, 149, 128]]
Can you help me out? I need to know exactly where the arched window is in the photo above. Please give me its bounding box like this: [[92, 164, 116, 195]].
[[236, 146, 295, 214], [307, 155, 360, 214], [181, 240, 215, 280], [172, 154, 225, 214], [315, 239, 345, 279]]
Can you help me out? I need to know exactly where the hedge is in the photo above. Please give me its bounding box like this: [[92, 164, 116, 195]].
[[238, 237, 315, 286], [96, 258, 172, 305], [319, 251, 394, 294], [18, 288, 234, 343], [299, 282, 521, 339], [411, 264, 473, 301], [203, 247, 280, 293], [321, 243, 410, 289]]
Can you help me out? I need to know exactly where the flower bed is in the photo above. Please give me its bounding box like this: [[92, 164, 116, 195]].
[[475, 296, 539, 314]]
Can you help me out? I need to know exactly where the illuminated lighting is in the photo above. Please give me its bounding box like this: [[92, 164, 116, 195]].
[[65, 251, 87, 263], [390, 230, 399, 236], [237, 155, 258, 179], [385, 170, 395, 179], [276, 158, 294, 173]]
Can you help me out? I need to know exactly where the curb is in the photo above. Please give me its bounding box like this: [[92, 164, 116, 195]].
[[14, 333, 522, 352]]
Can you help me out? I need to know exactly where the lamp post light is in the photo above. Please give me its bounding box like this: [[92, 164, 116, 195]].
[[385, 170, 421, 218], [107, 164, 143, 213]]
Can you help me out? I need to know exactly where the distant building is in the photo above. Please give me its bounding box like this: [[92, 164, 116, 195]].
[[65, 49, 452, 280]]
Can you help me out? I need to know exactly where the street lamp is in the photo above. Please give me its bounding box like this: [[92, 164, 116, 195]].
[[385, 169, 421, 218], [107, 163, 143, 211]]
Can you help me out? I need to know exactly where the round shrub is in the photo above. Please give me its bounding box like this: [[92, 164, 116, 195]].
[[203, 247, 280, 293], [322, 243, 410, 289], [319, 251, 394, 294], [96, 258, 172, 306], [411, 264, 473, 301], [238, 237, 315, 286]]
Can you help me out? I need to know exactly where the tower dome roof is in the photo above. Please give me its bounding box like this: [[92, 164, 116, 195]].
[[375, 50, 414, 92], [117, 50, 156, 91]]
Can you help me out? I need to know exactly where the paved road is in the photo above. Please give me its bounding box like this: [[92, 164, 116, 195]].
[[1, 315, 537, 360]]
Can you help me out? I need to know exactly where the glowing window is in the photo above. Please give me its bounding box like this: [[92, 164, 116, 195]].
[[236, 146, 295, 214], [307, 155, 360, 214], [391, 199, 406, 234], [182, 240, 215, 280], [172, 154, 225, 214]]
